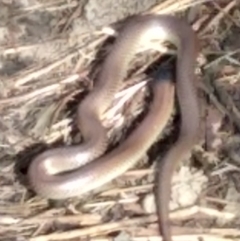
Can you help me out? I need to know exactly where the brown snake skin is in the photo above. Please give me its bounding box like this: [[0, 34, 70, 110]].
[[28, 14, 200, 241]]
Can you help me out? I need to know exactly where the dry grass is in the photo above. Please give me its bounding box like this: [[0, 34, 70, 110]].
[[0, 0, 240, 240]]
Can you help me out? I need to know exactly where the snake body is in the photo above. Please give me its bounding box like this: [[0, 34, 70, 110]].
[[28, 14, 200, 241]]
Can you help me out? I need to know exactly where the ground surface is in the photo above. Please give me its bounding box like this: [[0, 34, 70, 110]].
[[0, 0, 240, 241]]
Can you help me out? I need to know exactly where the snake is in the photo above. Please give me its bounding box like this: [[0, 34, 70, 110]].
[[27, 14, 200, 241]]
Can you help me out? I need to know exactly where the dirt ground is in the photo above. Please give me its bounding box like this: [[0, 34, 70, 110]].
[[0, 0, 240, 240]]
